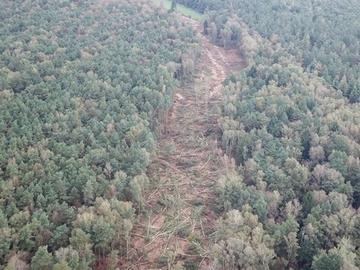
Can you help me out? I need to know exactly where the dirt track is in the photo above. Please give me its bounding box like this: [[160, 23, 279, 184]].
[[121, 16, 245, 270]]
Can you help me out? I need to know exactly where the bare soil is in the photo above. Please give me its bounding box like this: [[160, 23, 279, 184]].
[[120, 17, 245, 270]]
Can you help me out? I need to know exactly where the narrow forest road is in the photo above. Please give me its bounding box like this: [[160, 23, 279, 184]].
[[122, 16, 245, 270]]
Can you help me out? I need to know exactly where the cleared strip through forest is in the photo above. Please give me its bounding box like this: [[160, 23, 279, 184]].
[[122, 15, 245, 269]]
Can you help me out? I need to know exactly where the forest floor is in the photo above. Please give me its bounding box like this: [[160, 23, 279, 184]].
[[121, 16, 245, 270]]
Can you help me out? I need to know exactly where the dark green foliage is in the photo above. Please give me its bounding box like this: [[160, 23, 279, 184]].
[[302, 192, 314, 218], [92, 218, 115, 255], [18, 224, 36, 252], [171, 0, 177, 12], [0, 0, 197, 266], [300, 128, 312, 160], [267, 117, 283, 138], [53, 260, 71, 270], [298, 240, 317, 270], [183, 0, 360, 105], [3, 0, 360, 268], [329, 151, 348, 178], [50, 225, 70, 251], [0, 236, 10, 261], [314, 252, 343, 270], [210, 0, 360, 269], [31, 246, 54, 270]]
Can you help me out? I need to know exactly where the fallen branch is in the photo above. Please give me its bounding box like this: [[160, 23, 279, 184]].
[[199, 155, 212, 171]]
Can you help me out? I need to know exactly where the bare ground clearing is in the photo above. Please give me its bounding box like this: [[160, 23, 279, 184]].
[[120, 16, 245, 270]]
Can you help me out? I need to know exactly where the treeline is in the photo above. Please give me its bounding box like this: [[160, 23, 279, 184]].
[[0, 0, 198, 268], [201, 6, 360, 270]]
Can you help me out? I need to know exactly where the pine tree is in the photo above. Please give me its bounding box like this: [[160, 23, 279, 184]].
[[50, 224, 70, 250], [53, 260, 71, 270], [313, 250, 343, 270], [31, 246, 54, 270], [92, 217, 115, 255], [171, 0, 177, 12]]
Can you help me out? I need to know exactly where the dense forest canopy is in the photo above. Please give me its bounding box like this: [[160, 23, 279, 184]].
[[178, 0, 360, 102], [173, 0, 360, 269], [2, 0, 360, 269], [0, 0, 198, 268]]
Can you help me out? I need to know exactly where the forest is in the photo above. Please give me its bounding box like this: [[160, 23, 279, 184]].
[[1, 0, 360, 269], [188, 0, 360, 269], [0, 0, 198, 268]]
